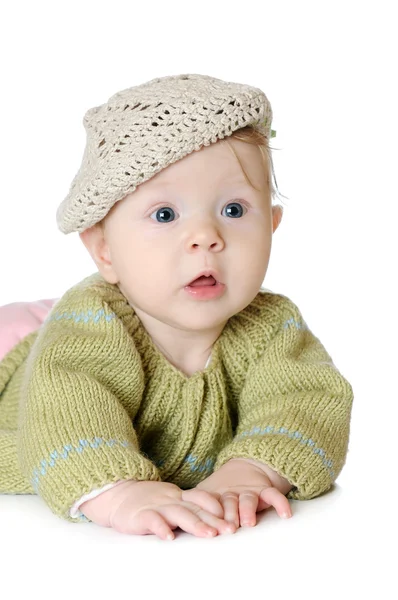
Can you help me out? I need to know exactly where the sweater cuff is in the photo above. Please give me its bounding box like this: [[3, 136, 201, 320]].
[[213, 428, 337, 500]]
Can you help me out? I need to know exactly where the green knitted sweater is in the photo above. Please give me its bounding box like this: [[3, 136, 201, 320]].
[[0, 273, 353, 522]]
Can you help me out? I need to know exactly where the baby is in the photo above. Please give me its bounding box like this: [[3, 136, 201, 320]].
[[0, 74, 353, 540]]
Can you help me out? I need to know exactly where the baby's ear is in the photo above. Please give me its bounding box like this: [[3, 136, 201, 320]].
[[272, 205, 283, 233], [79, 226, 119, 284]]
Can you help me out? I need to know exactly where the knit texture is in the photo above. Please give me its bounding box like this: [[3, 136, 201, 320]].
[[0, 273, 354, 522], [56, 73, 275, 234]]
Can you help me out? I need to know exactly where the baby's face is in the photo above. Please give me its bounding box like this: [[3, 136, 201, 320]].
[[84, 138, 281, 333]]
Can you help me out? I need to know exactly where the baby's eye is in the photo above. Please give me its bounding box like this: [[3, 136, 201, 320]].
[[150, 206, 176, 223], [222, 202, 246, 218]]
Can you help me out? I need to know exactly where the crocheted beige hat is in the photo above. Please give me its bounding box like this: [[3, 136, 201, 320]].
[[56, 73, 275, 234]]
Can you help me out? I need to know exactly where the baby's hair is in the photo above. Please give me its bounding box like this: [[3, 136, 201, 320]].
[[96, 125, 287, 231], [226, 125, 287, 206]]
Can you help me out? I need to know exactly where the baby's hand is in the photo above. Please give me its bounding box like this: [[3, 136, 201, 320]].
[[195, 459, 292, 529], [80, 480, 236, 540]]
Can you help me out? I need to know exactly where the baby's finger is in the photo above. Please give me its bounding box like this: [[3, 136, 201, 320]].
[[159, 504, 220, 538], [181, 488, 223, 519], [220, 492, 239, 528], [259, 487, 292, 519], [238, 491, 260, 527], [143, 510, 175, 540], [192, 505, 237, 535], [136, 509, 176, 540]]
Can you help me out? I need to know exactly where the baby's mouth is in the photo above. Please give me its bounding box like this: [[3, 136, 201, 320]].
[[188, 275, 217, 287]]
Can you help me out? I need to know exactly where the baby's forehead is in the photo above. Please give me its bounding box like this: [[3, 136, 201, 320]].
[[137, 141, 261, 190]]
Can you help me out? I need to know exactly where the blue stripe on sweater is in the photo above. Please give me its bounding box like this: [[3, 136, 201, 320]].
[[47, 309, 116, 324], [31, 437, 132, 493], [283, 317, 307, 330], [235, 425, 335, 477], [184, 454, 215, 474]]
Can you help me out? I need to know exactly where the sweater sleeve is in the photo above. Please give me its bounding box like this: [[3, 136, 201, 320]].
[[213, 294, 354, 500], [17, 280, 161, 522]]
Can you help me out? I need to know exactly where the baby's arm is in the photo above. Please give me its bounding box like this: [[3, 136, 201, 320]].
[[207, 294, 354, 504], [16, 284, 161, 522]]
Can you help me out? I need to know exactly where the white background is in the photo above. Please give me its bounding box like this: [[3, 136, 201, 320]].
[[0, 0, 396, 597]]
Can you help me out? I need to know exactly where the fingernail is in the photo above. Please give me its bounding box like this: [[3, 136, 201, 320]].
[[281, 512, 291, 519]]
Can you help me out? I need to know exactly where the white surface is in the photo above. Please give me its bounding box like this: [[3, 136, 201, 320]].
[[0, 1, 396, 598], [0, 470, 392, 598]]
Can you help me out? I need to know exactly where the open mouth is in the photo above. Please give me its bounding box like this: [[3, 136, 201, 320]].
[[184, 275, 225, 299], [188, 275, 217, 287]]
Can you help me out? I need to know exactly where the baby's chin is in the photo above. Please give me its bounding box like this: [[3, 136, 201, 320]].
[[169, 304, 237, 333], [166, 289, 256, 324]]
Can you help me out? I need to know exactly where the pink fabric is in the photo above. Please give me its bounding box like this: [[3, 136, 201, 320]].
[[0, 299, 58, 361]]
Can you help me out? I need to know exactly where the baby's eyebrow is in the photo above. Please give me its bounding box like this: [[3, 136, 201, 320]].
[[218, 180, 252, 190]]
